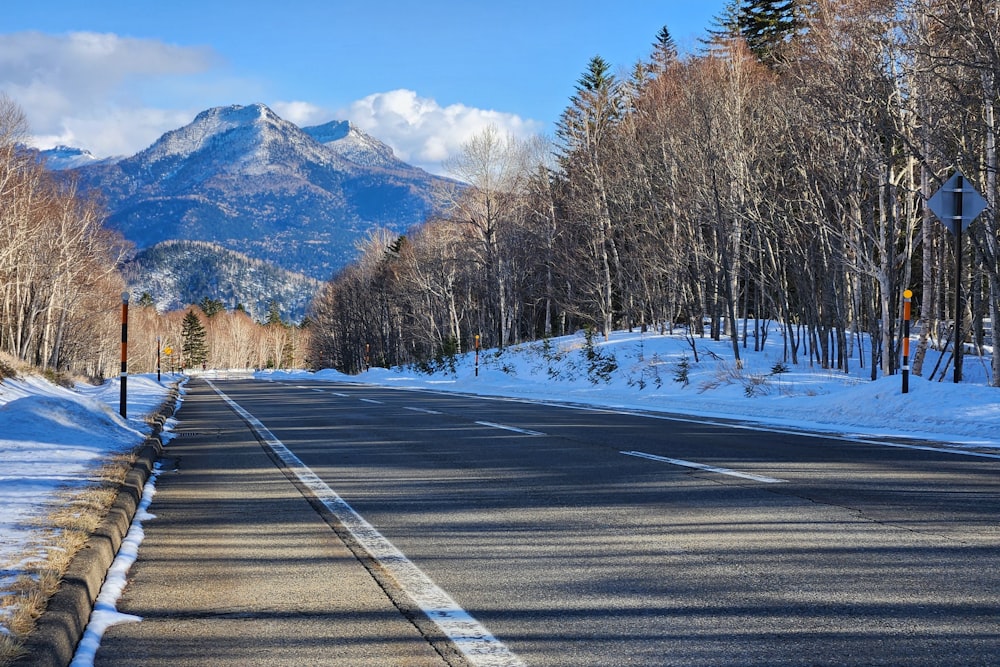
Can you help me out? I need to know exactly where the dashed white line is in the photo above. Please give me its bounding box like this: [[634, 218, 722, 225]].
[[207, 380, 525, 667], [475, 421, 545, 436], [621, 450, 786, 483], [360, 398, 384, 405], [405, 406, 443, 415]]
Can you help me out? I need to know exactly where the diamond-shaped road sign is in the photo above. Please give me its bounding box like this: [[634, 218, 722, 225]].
[[926, 170, 988, 235]]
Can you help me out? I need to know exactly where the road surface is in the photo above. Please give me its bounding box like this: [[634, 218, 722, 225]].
[[95, 377, 1000, 666]]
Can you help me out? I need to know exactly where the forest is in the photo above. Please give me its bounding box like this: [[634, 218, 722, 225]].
[[308, 0, 1000, 387]]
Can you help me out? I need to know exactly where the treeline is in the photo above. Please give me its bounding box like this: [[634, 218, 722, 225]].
[[0, 96, 129, 377], [0, 94, 308, 380], [309, 0, 1000, 385], [128, 299, 309, 376]]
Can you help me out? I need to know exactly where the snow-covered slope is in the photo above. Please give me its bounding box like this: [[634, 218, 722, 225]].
[[35, 145, 121, 170], [302, 120, 405, 169]]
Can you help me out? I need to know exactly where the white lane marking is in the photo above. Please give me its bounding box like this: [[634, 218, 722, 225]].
[[405, 406, 443, 415], [475, 421, 545, 437], [370, 386, 1000, 460], [331, 392, 350, 397], [207, 380, 524, 667], [360, 398, 384, 405], [621, 450, 787, 483]]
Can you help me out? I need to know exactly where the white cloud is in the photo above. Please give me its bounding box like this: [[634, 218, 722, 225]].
[[339, 89, 544, 174], [271, 100, 325, 127], [0, 32, 544, 174], [0, 31, 218, 155]]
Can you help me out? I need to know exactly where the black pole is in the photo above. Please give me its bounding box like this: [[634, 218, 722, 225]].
[[156, 336, 161, 383], [120, 292, 129, 418]]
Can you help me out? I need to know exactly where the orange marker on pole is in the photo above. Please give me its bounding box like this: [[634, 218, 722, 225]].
[[902, 289, 912, 394]]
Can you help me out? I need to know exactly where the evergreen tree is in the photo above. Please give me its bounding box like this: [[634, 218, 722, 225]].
[[265, 300, 284, 327], [651, 26, 679, 71], [703, 0, 741, 51], [703, 0, 797, 65], [181, 310, 208, 368], [741, 0, 797, 64], [199, 296, 226, 317], [576, 55, 616, 95]]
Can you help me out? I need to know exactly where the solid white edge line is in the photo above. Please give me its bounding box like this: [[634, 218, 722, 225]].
[[475, 421, 545, 436], [622, 450, 787, 484], [206, 380, 524, 667]]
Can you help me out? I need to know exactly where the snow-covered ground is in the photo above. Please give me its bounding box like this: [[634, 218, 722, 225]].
[[2, 325, 999, 647], [265, 328, 1000, 451], [0, 373, 177, 637]]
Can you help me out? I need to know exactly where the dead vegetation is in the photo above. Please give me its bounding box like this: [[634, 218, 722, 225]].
[[0, 452, 136, 666]]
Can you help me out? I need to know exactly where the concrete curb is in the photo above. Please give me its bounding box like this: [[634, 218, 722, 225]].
[[12, 389, 180, 667]]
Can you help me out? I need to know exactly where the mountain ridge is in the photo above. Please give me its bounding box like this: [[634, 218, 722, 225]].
[[66, 103, 455, 281]]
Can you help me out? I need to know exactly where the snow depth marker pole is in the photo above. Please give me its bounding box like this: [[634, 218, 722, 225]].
[[902, 289, 912, 394], [475, 334, 480, 377], [119, 292, 129, 418]]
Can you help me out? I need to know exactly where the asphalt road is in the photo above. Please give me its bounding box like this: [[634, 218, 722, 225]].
[[97, 377, 1000, 666]]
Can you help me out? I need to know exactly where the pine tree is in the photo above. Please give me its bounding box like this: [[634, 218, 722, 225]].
[[702, 0, 741, 52], [265, 300, 284, 327], [199, 296, 225, 317], [181, 310, 208, 368], [576, 55, 616, 95], [703, 0, 797, 65], [651, 26, 679, 70], [741, 0, 797, 64]]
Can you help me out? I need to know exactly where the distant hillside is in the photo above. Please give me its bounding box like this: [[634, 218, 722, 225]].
[[69, 103, 456, 281], [122, 240, 321, 323]]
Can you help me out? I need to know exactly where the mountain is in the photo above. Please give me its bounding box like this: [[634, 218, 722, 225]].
[[69, 104, 455, 281], [302, 120, 404, 169], [35, 145, 121, 170], [123, 240, 321, 323]]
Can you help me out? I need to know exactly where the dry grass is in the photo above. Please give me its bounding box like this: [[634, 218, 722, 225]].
[[0, 452, 138, 666]]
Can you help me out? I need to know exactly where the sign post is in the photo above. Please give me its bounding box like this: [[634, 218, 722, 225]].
[[926, 170, 988, 383]]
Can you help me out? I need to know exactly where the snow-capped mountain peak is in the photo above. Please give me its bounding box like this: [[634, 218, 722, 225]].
[[302, 120, 404, 170], [36, 145, 120, 170], [134, 103, 346, 177]]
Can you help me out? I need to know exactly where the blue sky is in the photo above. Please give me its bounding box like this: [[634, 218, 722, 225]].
[[1, 1, 726, 173]]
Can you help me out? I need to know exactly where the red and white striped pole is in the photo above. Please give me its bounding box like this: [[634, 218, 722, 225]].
[[120, 292, 129, 418]]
